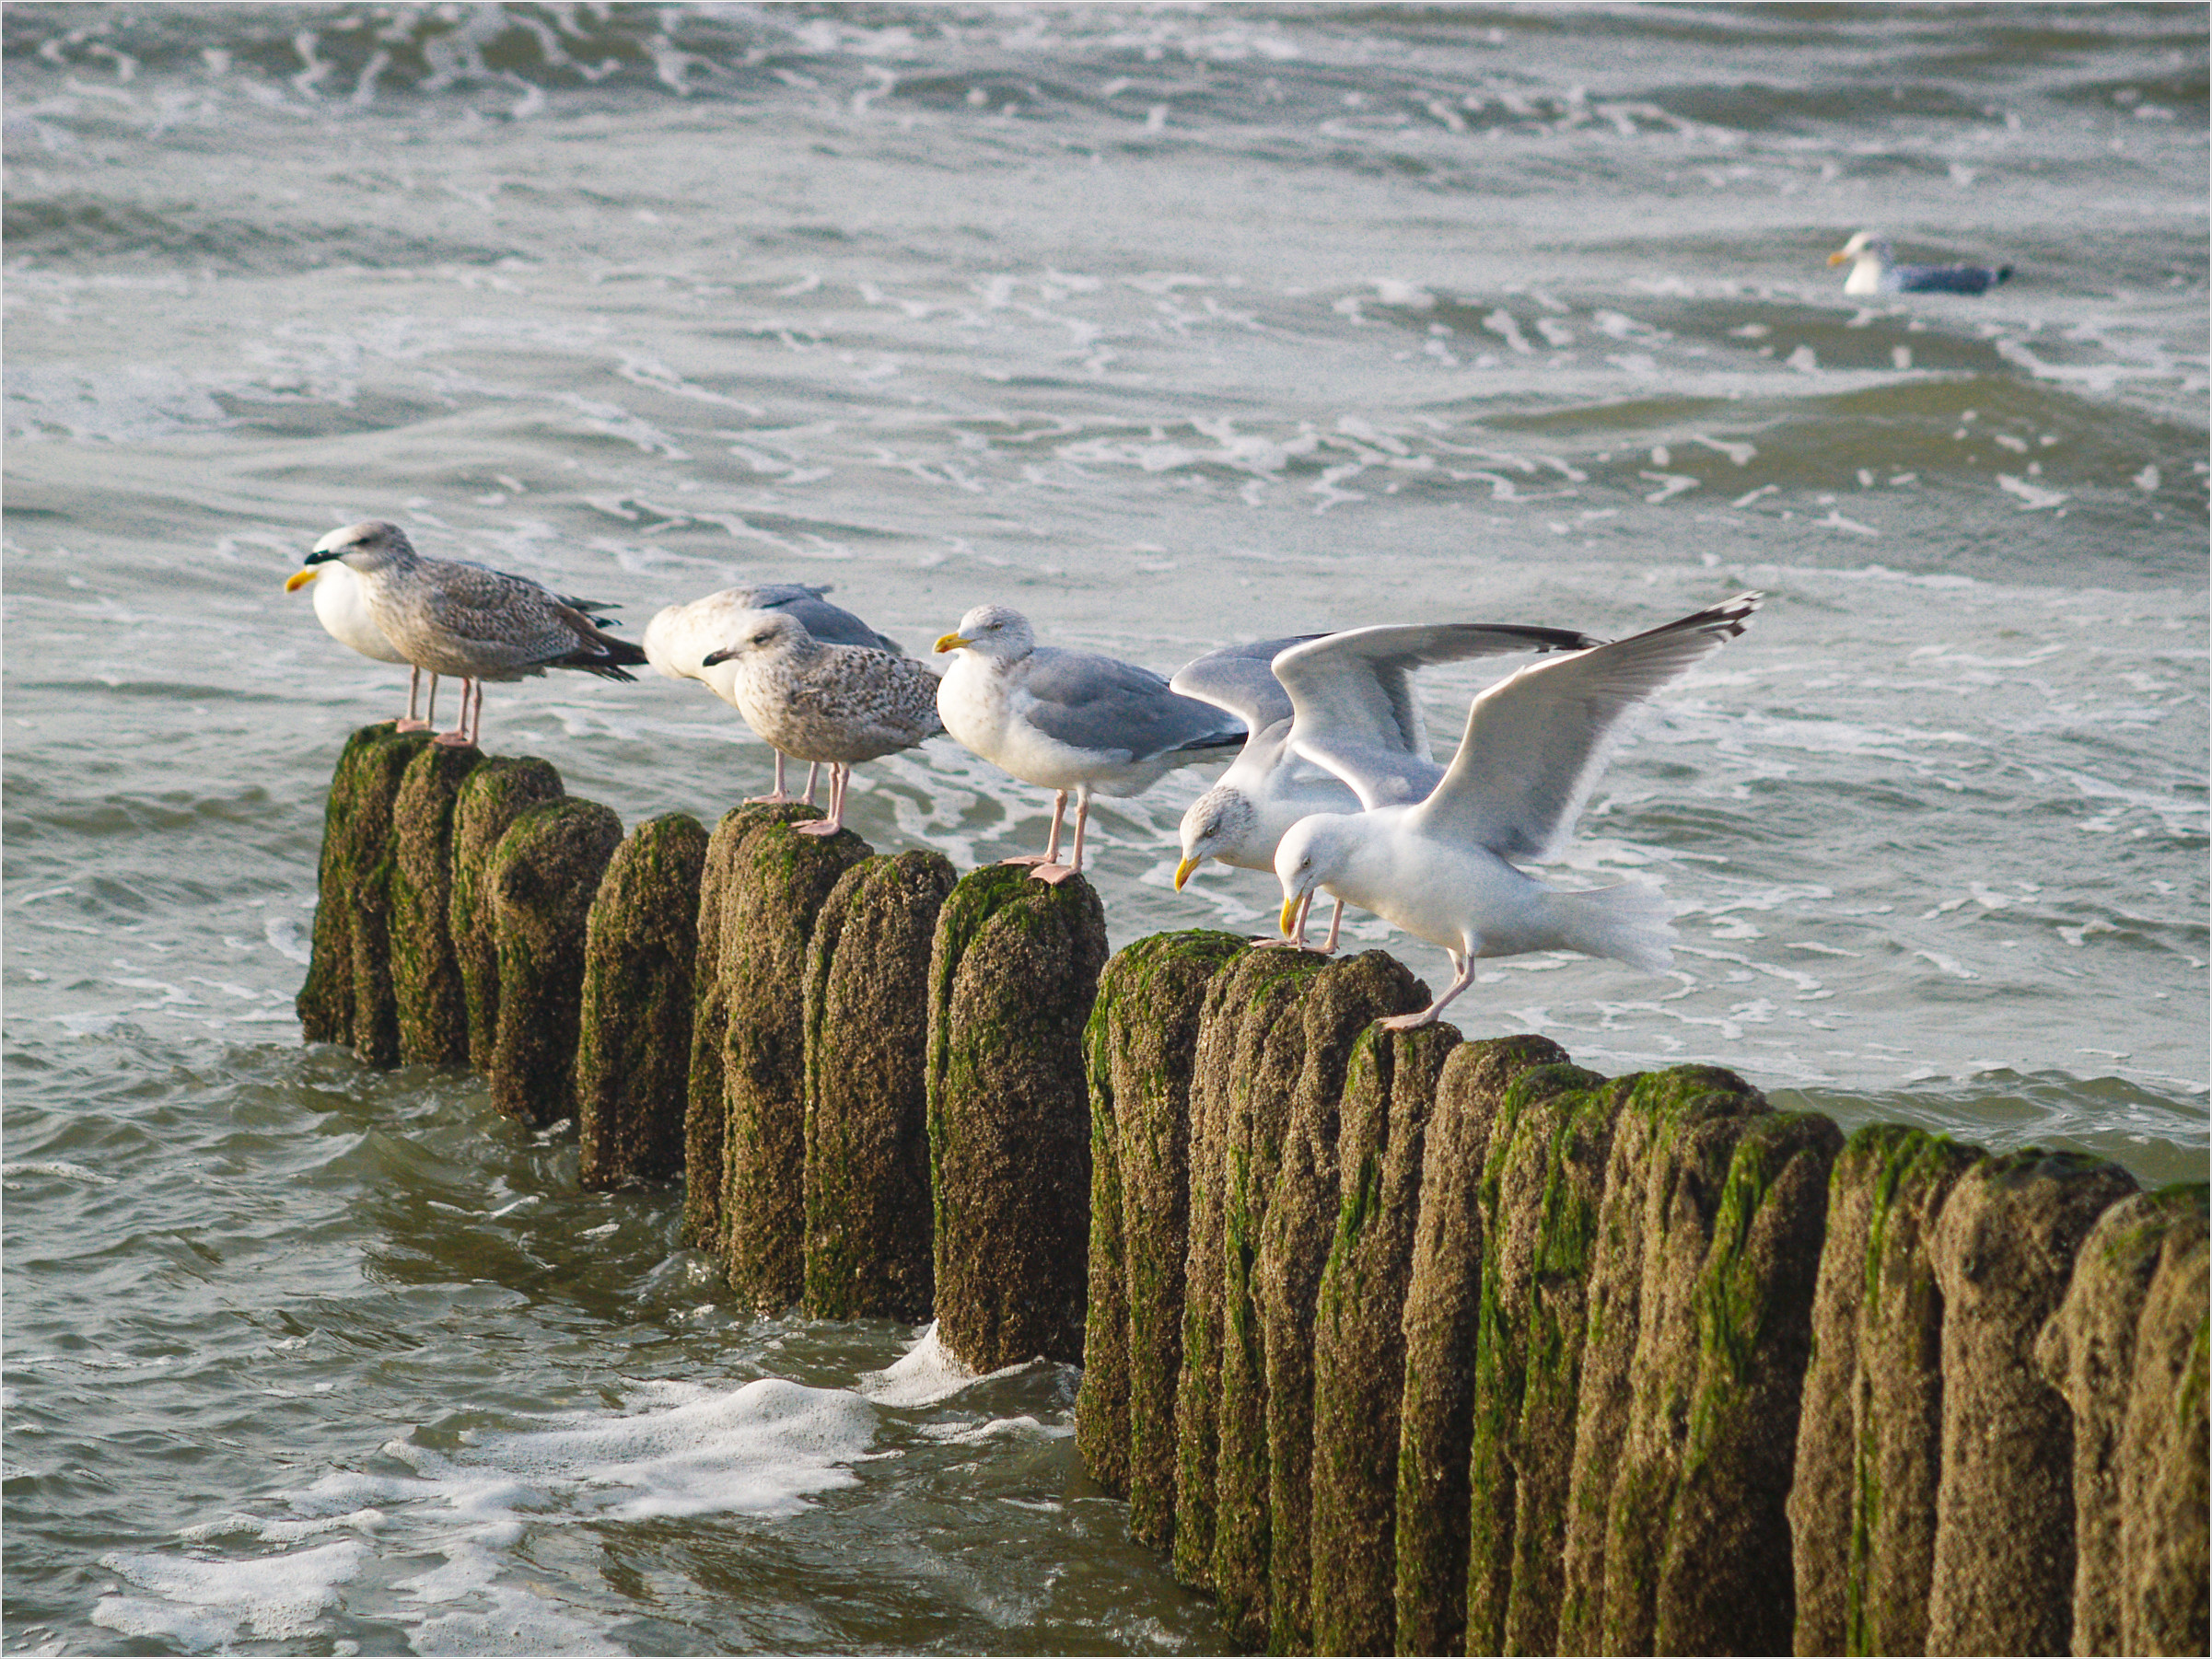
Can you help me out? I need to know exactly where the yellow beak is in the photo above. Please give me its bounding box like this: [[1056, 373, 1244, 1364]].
[[1280, 895, 1301, 937], [934, 632, 970, 655], [1827, 250, 1850, 266], [285, 567, 319, 593], [1173, 855, 1200, 891]]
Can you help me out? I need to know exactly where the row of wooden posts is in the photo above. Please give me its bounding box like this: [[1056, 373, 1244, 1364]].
[[299, 725, 2206, 1656]]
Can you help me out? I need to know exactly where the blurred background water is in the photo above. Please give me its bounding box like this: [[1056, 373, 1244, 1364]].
[[4, 4, 2206, 1653]]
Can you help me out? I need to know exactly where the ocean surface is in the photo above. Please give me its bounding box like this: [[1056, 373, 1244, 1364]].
[[3, 4, 2206, 1653]]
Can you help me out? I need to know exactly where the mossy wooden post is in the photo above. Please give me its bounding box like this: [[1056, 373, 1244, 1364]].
[[1788, 1125, 1982, 1658], [1257, 952, 1425, 1655], [575, 813, 707, 1189], [1460, 1061, 1618, 1658], [2037, 1183, 2207, 1655], [1075, 930, 1245, 1514], [1580, 1070, 1771, 1655], [1648, 1109, 1841, 1653], [1925, 1149, 2137, 1655], [1175, 949, 1328, 1594], [719, 806, 873, 1313], [486, 798, 623, 1128], [681, 808, 751, 1253], [1393, 1034, 1571, 1659], [1309, 1021, 1458, 1658], [448, 757, 565, 1072], [299, 725, 400, 1047], [2116, 1196, 2208, 1656], [297, 725, 433, 1064], [926, 864, 1109, 1371], [801, 849, 958, 1321], [388, 740, 483, 1067]]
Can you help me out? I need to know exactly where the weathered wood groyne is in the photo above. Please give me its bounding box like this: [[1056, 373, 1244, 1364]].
[[303, 727, 2206, 1656]]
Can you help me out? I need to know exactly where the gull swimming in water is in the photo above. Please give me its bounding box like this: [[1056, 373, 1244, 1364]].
[[1275, 593, 1762, 1029], [300, 521, 646, 748], [645, 586, 911, 803], [698, 609, 943, 836], [1828, 230, 2012, 296], [934, 604, 1245, 882], [1170, 620, 1600, 949]]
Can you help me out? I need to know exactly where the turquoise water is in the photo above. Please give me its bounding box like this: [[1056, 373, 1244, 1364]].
[[5, 5, 2205, 1653]]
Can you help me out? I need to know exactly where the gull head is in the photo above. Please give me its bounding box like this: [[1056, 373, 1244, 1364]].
[[1177, 783, 1257, 888], [306, 519, 416, 575], [1828, 229, 1892, 267], [934, 603, 1033, 663], [1274, 814, 1356, 938], [701, 609, 815, 671]]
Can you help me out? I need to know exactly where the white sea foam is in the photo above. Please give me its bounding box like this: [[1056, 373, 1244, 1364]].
[[90, 1537, 367, 1653], [856, 1321, 1050, 1407]]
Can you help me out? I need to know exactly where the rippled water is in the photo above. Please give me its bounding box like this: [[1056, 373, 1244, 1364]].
[[5, 5, 2206, 1653]]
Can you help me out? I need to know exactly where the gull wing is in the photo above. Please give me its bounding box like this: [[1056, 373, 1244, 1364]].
[[1407, 594, 1761, 860], [1275, 621, 1601, 810], [1019, 646, 1245, 761], [1170, 634, 1326, 732]]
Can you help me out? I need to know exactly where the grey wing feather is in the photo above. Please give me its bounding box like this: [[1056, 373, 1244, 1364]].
[[739, 585, 903, 654], [421, 561, 578, 661], [1019, 646, 1244, 760], [1409, 594, 1761, 860], [1170, 634, 1324, 730], [1895, 263, 2009, 295], [1275, 621, 1602, 810]]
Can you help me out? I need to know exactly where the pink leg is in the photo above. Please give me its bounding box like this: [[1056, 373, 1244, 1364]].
[[746, 750, 797, 806], [797, 764, 850, 836], [803, 762, 822, 806], [1004, 790, 1067, 868], [1030, 786, 1092, 884], [1253, 889, 1320, 950], [436, 678, 477, 748], [398, 667, 432, 732], [1380, 950, 1475, 1031]]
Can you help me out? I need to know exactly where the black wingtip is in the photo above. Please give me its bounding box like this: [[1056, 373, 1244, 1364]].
[[1994, 264, 2013, 286], [1175, 725, 1249, 754]]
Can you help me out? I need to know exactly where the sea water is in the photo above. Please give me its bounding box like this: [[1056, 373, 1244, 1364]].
[[4, 5, 2206, 1653]]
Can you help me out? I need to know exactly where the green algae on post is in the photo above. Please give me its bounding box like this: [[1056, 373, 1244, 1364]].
[[718, 805, 873, 1313], [802, 849, 958, 1322], [681, 807, 751, 1254], [1309, 1020, 1458, 1659], [926, 864, 1108, 1373], [1927, 1148, 2138, 1655], [486, 796, 623, 1128], [575, 812, 708, 1190], [448, 756, 565, 1073], [298, 724, 415, 1050], [1075, 931, 1245, 1521], [389, 739, 485, 1068], [1393, 1034, 1570, 1659], [1257, 951, 1425, 1654], [1174, 946, 1326, 1594], [2116, 1190, 2208, 1656]]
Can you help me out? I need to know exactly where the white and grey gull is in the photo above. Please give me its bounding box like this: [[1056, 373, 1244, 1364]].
[[698, 609, 943, 837], [934, 603, 1245, 882], [645, 585, 911, 804], [1275, 593, 1762, 1029], [1171, 619, 1600, 949], [300, 520, 646, 748], [1829, 230, 2011, 296]]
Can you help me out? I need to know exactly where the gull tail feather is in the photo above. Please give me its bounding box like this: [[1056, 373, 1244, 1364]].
[[1570, 880, 1676, 974]]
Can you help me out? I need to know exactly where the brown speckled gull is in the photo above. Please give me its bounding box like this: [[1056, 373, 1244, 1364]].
[[702, 609, 944, 836]]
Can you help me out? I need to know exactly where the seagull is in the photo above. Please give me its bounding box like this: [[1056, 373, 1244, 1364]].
[[1275, 593, 1762, 1029], [1828, 231, 2012, 296], [698, 609, 943, 836], [934, 603, 1245, 883], [1170, 621, 1600, 949], [645, 586, 912, 803], [300, 521, 646, 748], [284, 558, 431, 729]]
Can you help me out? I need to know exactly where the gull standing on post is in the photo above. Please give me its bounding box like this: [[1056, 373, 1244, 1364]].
[[299, 521, 646, 748], [933, 603, 1245, 882], [1275, 593, 1762, 1028], [645, 585, 910, 804], [697, 609, 943, 837], [1171, 619, 1601, 949]]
